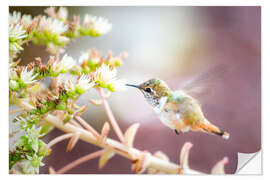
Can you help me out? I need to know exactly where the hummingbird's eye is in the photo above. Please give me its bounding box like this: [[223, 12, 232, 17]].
[[145, 88, 152, 93]]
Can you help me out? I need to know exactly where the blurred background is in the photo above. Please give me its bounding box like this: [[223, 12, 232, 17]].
[[9, 6, 261, 174]]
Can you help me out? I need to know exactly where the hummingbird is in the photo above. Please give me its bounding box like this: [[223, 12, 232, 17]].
[[126, 78, 230, 139]]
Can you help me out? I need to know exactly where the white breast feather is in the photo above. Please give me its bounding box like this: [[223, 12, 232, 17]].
[[153, 97, 175, 129], [153, 96, 167, 114]]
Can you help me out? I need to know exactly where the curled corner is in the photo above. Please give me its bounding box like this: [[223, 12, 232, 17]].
[[236, 150, 261, 174]]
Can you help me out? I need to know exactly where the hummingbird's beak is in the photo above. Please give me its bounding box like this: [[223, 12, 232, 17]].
[[125, 84, 140, 89]]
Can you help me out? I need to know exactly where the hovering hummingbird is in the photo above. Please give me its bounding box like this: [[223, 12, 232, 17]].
[[126, 78, 230, 139]]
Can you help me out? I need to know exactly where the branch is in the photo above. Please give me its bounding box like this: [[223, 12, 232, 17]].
[[15, 97, 201, 174], [74, 115, 100, 141], [43, 114, 185, 174], [98, 87, 126, 144]]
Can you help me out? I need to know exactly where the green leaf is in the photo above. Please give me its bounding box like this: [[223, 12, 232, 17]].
[[9, 152, 23, 170], [40, 123, 54, 137], [55, 101, 67, 110]]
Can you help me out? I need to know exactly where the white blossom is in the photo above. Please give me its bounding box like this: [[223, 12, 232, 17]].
[[9, 67, 19, 90], [94, 64, 126, 91], [63, 78, 75, 92], [38, 16, 68, 34], [9, 11, 32, 29], [9, 11, 21, 26], [83, 15, 112, 35], [27, 126, 41, 141], [9, 24, 27, 42], [9, 17, 28, 52], [21, 14, 33, 29], [76, 75, 94, 93], [94, 64, 117, 84], [51, 54, 76, 74], [20, 67, 38, 85]]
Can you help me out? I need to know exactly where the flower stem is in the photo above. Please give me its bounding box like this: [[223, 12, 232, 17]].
[[69, 119, 83, 128], [98, 88, 126, 144], [56, 149, 105, 174], [47, 133, 74, 148], [74, 115, 100, 140]]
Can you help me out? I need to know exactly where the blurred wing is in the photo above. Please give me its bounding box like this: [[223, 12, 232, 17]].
[[179, 64, 229, 100]]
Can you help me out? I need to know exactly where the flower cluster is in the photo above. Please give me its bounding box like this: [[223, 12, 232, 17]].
[[9, 7, 112, 58], [8, 7, 127, 174], [70, 49, 127, 92], [74, 49, 127, 74], [9, 49, 126, 98], [60, 74, 94, 97], [9, 11, 36, 59], [9, 12, 29, 59], [10, 116, 50, 174], [32, 16, 69, 46], [9, 54, 76, 93], [9, 72, 96, 173], [9, 66, 37, 92]]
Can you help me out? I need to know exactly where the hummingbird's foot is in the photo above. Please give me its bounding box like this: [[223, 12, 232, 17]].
[[174, 129, 180, 135]]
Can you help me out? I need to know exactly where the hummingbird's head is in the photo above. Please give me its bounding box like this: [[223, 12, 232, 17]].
[[126, 78, 170, 107]]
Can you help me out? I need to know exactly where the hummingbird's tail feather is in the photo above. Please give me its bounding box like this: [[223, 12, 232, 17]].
[[198, 122, 230, 140]]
